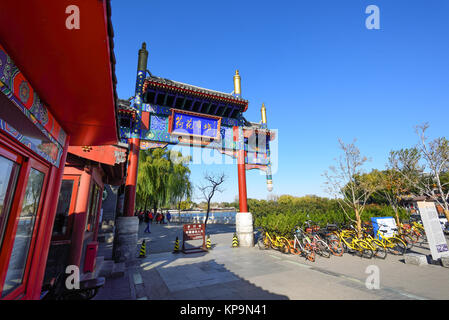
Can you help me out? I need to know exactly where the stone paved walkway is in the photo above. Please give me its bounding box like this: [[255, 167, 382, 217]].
[[94, 223, 449, 300]]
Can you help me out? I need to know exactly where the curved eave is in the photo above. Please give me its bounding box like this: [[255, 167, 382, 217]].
[[0, 0, 118, 146], [145, 80, 249, 113]]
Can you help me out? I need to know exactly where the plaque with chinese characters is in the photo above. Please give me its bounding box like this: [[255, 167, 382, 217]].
[[169, 109, 221, 140]]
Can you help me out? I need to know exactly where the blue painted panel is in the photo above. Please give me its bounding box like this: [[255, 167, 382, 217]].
[[172, 111, 218, 139]]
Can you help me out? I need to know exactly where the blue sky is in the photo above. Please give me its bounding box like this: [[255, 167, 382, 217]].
[[111, 0, 449, 203]]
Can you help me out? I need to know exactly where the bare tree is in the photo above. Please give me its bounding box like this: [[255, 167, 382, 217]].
[[389, 124, 449, 220], [197, 172, 226, 227], [415, 123, 449, 220], [376, 167, 409, 227], [323, 139, 379, 237]]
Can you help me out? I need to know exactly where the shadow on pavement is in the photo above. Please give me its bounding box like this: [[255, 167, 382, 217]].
[[137, 258, 289, 300]]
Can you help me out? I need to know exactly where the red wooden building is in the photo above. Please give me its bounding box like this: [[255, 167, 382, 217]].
[[0, 1, 120, 299]]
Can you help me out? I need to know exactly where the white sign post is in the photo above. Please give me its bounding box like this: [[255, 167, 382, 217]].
[[416, 201, 449, 261]]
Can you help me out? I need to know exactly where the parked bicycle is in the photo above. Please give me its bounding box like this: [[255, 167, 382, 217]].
[[375, 223, 407, 255], [257, 229, 291, 254], [333, 225, 374, 259], [303, 221, 331, 258], [288, 226, 316, 262]]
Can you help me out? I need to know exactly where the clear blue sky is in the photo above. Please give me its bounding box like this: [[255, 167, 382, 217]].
[[111, 0, 449, 203]]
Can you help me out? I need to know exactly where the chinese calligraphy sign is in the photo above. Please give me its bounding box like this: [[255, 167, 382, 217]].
[[169, 109, 221, 140]]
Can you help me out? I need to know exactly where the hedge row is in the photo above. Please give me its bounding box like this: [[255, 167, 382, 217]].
[[248, 196, 409, 236]]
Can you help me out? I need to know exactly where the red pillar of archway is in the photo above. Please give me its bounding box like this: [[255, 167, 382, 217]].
[[124, 137, 140, 217], [234, 126, 248, 213], [238, 149, 248, 213]]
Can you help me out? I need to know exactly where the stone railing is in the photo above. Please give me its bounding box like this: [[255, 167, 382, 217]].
[[169, 213, 236, 225]]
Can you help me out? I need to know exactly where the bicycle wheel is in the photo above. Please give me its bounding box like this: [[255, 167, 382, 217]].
[[399, 233, 414, 250], [303, 243, 315, 262], [289, 240, 301, 255], [357, 240, 374, 259], [418, 232, 427, 244], [370, 239, 387, 259], [269, 236, 278, 250], [280, 239, 291, 254], [257, 236, 268, 250], [408, 231, 420, 244], [327, 239, 344, 257], [316, 240, 331, 258], [387, 237, 407, 255], [259, 234, 271, 250]]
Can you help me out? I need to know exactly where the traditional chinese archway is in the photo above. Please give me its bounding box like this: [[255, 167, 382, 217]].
[[119, 43, 275, 247]]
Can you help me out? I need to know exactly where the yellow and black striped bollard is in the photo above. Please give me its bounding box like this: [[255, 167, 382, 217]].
[[206, 235, 212, 250], [173, 237, 180, 254], [232, 233, 239, 248], [139, 239, 147, 258]]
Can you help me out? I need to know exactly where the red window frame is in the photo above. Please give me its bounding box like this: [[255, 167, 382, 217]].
[[51, 175, 80, 242], [0, 134, 50, 300], [86, 182, 101, 233]]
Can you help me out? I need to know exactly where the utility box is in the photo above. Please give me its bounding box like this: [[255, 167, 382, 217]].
[[83, 241, 99, 273]]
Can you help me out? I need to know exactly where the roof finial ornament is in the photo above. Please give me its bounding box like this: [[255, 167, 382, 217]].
[[233, 69, 241, 98], [261, 102, 267, 125], [137, 42, 148, 72]]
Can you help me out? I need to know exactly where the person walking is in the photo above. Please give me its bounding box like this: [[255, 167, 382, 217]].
[[149, 211, 153, 224], [166, 211, 171, 224], [144, 211, 151, 233], [138, 210, 144, 224]]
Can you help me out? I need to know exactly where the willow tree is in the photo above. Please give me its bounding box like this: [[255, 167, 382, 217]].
[[136, 148, 173, 215], [167, 150, 192, 220]]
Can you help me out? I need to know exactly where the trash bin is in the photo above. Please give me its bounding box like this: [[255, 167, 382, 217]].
[[83, 241, 98, 273]]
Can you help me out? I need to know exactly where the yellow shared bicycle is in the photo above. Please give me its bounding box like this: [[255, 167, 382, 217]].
[[375, 223, 407, 255], [257, 229, 291, 254], [333, 226, 374, 259]]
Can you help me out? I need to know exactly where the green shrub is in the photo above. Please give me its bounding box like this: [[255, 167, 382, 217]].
[[250, 195, 411, 236]]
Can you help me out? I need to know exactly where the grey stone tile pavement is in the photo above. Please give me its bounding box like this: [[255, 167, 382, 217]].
[[94, 222, 449, 300]]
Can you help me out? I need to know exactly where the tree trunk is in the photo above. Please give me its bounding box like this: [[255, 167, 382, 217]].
[[204, 200, 211, 230], [355, 207, 362, 238], [393, 206, 401, 233]]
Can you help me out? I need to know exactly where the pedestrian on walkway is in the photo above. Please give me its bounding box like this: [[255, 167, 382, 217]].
[[167, 211, 171, 224], [149, 211, 153, 224], [144, 211, 151, 233], [138, 211, 144, 224]]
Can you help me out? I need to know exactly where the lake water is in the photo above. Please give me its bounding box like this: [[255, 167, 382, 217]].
[[169, 211, 237, 224]]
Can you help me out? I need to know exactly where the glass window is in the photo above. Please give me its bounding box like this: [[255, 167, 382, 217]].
[[86, 184, 100, 232], [0, 155, 19, 251], [2, 168, 44, 297], [52, 179, 75, 238]]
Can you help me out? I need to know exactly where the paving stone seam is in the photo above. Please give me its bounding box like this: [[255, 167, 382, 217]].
[[265, 251, 430, 300]]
